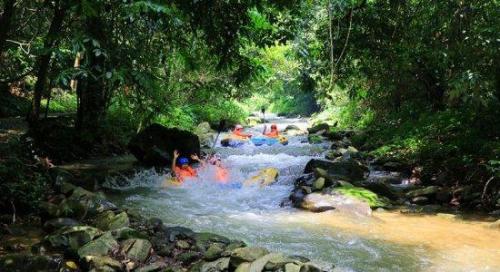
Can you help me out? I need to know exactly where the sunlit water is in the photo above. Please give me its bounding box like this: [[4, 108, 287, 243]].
[[108, 116, 500, 272]]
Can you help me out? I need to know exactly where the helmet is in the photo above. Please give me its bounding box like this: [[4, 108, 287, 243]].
[[177, 157, 189, 165], [235, 124, 243, 130]]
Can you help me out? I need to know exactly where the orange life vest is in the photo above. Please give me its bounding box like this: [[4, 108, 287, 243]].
[[174, 166, 197, 182]]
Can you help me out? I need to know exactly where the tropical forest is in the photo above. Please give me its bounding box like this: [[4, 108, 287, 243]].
[[0, 0, 499, 271]]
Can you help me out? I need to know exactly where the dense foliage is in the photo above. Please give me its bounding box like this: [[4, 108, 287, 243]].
[[0, 0, 498, 211]]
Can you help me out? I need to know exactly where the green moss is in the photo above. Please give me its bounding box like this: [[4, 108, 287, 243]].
[[334, 186, 390, 208]]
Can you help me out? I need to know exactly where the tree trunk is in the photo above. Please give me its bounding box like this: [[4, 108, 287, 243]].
[[0, 0, 16, 54], [70, 52, 81, 92], [76, 16, 109, 131], [28, 2, 66, 122]]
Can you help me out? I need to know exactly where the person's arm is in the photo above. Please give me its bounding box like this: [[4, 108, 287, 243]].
[[191, 154, 205, 167], [172, 150, 179, 176], [262, 125, 267, 135]]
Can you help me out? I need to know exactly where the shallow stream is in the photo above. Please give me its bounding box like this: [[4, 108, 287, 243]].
[[108, 117, 500, 272]]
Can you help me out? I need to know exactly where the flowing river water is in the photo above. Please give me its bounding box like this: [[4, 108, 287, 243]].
[[108, 117, 500, 272]]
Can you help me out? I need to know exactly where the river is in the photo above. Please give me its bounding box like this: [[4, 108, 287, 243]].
[[108, 116, 500, 272]]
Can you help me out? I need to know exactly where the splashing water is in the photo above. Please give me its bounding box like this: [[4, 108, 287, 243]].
[[108, 117, 500, 272]]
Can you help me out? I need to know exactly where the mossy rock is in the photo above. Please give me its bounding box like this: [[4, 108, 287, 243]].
[[333, 186, 390, 208], [307, 135, 324, 144]]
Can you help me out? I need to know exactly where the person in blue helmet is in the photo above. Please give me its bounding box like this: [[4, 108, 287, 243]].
[[171, 150, 204, 182]]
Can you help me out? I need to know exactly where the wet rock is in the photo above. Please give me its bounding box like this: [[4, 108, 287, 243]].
[[285, 125, 306, 136], [194, 232, 230, 251], [43, 218, 80, 233], [83, 255, 122, 271], [121, 238, 152, 262], [0, 254, 63, 272], [304, 159, 368, 182], [308, 123, 329, 134], [355, 180, 400, 201], [380, 161, 409, 172], [147, 217, 163, 231], [299, 263, 322, 272], [177, 251, 200, 264], [44, 225, 102, 252], [110, 227, 148, 241], [230, 247, 269, 267], [313, 178, 326, 191], [307, 135, 324, 144], [234, 262, 251, 272], [243, 168, 279, 187], [290, 188, 307, 208], [128, 123, 200, 167], [78, 232, 118, 258], [136, 262, 165, 272], [301, 192, 372, 215], [204, 243, 224, 261], [162, 226, 196, 242], [202, 257, 231, 272], [176, 240, 191, 250], [325, 150, 342, 160], [406, 186, 440, 198], [411, 196, 429, 205], [288, 255, 310, 263], [285, 263, 301, 272], [250, 253, 289, 271], [194, 122, 216, 148], [95, 211, 130, 231]]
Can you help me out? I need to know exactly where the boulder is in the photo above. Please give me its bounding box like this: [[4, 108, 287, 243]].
[[355, 180, 400, 201], [313, 177, 325, 191], [110, 227, 148, 241], [194, 122, 216, 148], [304, 159, 367, 182], [299, 263, 322, 272], [177, 251, 200, 264], [77, 232, 118, 258], [120, 239, 152, 262], [83, 255, 122, 271], [243, 168, 279, 187], [307, 135, 324, 144], [135, 262, 165, 272], [235, 262, 251, 272], [284, 125, 306, 136], [43, 218, 80, 233], [334, 186, 390, 208], [204, 243, 225, 261], [325, 150, 342, 160], [202, 257, 231, 272], [230, 247, 269, 267], [128, 124, 200, 166], [43, 225, 102, 252], [406, 186, 440, 198], [301, 192, 372, 215], [95, 211, 130, 231], [250, 253, 290, 271], [193, 232, 230, 251], [308, 123, 329, 134], [285, 263, 301, 272]]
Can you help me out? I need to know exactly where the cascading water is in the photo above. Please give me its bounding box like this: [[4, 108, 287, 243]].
[[107, 116, 500, 272]]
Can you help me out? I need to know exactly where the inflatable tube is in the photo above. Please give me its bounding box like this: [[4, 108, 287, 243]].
[[221, 137, 248, 148], [251, 136, 288, 146]]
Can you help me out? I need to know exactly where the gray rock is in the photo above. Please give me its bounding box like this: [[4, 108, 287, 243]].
[[44, 225, 102, 252], [110, 227, 148, 241], [411, 196, 429, 205], [201, 257, 230, 272], [234, 262, 251, 272], [304, 159, 368, 182], [83, 255, 122, 272], [313, 178, 326, 191], [176, 240, 191, 250], [299, 263, 322, 272], [285, 263, 301, 272], [95, 211, 130, 231], [406, 186, 440, 198], [135, 262, 165, 272], [308, 123, 329, 134], [121, 239, 152, 262], [177, 251, 200, 264], [230, 247, 269, 267], [204, 243, 224, 261], [78, 232, 118, 258]]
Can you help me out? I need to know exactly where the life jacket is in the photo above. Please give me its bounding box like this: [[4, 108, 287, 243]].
[[232, 130, 251, 138], [215, 166, 229, 184], [174, 166, 197, 182]]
